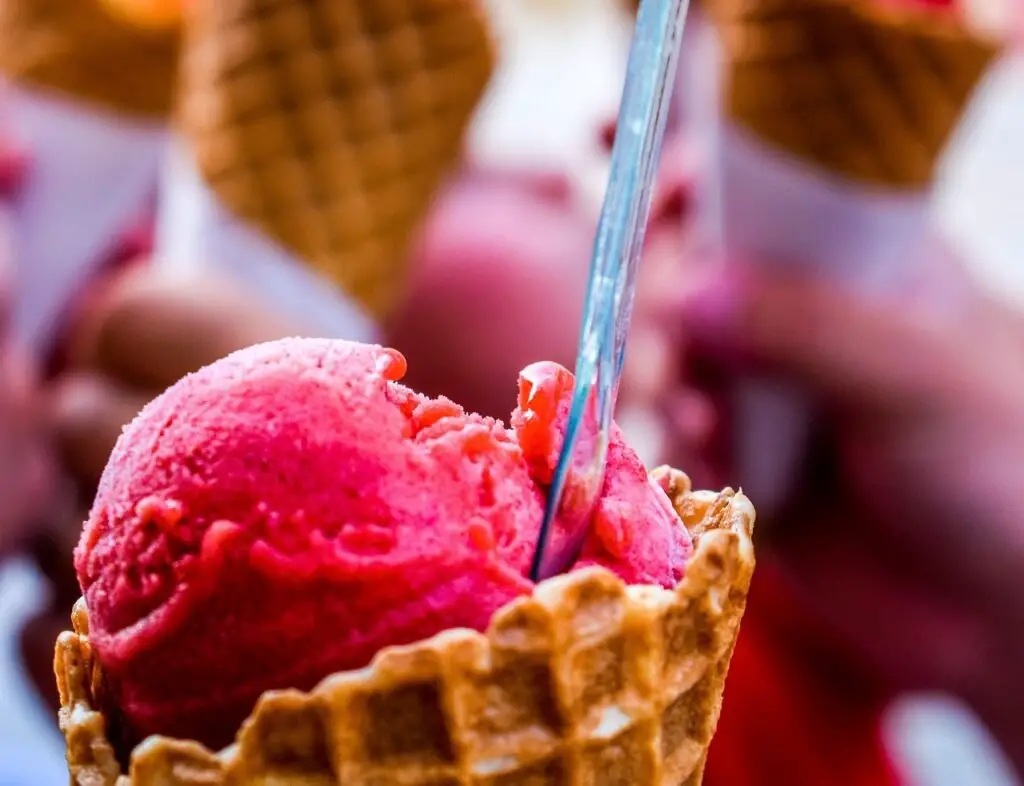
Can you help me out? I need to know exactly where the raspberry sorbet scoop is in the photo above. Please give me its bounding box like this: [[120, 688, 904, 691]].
[[75, 338, 691, 750]]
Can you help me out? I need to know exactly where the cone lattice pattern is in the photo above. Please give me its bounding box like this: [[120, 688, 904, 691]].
[[56, 467, 755, 786], [178, 0, 495, 318], [0, 0, 179, 117], [712, 0, 1002, 186]]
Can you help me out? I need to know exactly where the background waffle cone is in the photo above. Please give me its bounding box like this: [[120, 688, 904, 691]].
[[0, 0, 179, 118], [56, 467, 755, 786], [178, 0, 495, 320], [709, 0, 1003, 187]]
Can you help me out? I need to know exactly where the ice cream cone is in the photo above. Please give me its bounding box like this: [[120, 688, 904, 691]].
[[709, 0, 1003, 187], [173, 0, 495, 320], [667, 0, 1007, 514], [0, 0, 179, 118], [56, 467, 755, 786]]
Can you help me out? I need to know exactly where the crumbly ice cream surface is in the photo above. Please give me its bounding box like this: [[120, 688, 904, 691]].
[[75, 338, 691, 749]]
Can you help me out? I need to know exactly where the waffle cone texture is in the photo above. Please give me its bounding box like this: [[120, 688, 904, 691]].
[[177, 0, 495, 319], [709, 0, 1003, 187], [0, 0, 179, 117], [56, 467, 755, 786]]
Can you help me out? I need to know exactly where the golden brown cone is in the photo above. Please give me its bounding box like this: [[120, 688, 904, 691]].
[[56, 467, 755, 785], [709, 0, 1003, 187], [177, 0, 495, 320], [0, 0, 179, 118]]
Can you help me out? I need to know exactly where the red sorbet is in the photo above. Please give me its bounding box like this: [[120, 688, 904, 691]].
[[75, 339, 691, 749]]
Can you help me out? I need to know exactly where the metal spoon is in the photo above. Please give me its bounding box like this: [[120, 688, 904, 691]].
[[529, 0, 691, 581]]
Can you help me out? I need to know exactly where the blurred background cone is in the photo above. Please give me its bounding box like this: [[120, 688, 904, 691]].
[[709, 0, 1004, 187], [0, 0, 179, 119], [668, 0, 1009, 517], [173, 0, 496, 320]]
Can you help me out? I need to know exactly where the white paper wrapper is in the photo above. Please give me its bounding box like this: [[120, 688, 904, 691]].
[[155, 137, 379, 344], [718, 128, 933, 513], [8, 86, 167, 355]]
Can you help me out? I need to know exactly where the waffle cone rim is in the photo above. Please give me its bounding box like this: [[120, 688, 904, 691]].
[[56, 466, 756, 785]]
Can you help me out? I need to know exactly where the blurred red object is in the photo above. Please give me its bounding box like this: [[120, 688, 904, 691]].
[[704, 564, 901, 785], [0, 147, 27, 194]]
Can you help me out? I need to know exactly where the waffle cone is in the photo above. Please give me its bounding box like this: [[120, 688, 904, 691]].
[[56, 467, 755, 785], [0, 0, 179, 118], [177, 0, 495, 320], [710, 0, 1003, 187]]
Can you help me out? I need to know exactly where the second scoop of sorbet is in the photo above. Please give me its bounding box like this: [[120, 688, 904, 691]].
[[75, 338, 691, 749]]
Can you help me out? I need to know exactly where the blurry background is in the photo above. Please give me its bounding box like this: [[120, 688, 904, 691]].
[[0, 0, 1022, 783]]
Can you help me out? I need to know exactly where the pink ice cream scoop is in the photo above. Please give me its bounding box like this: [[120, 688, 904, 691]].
[[75, 338, 691, 750]]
